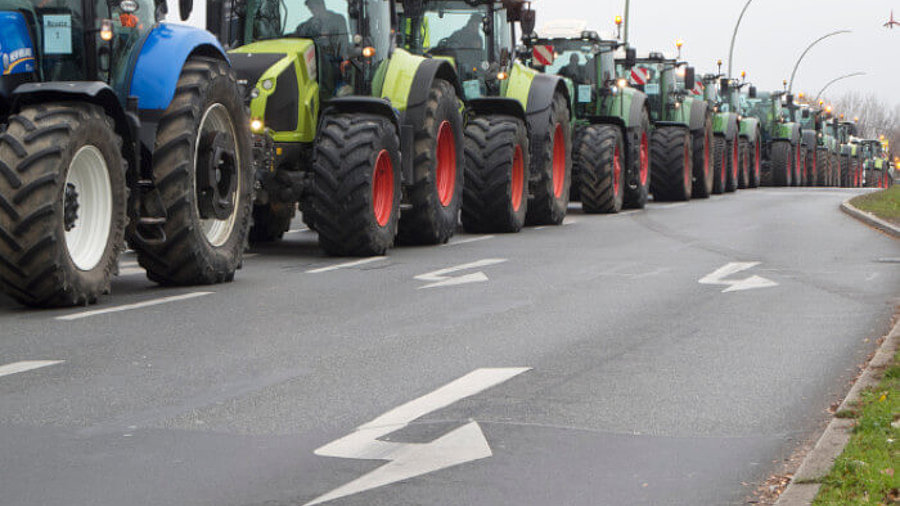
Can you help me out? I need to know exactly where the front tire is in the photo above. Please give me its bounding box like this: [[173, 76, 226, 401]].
[[737, 138, 750, 189], [650, 126, 692, 202], [526, 91, 572, 225], [575, 124, 625, 214], [747, 138, 761, 188], [0, 103, 126, 307], [310, 113, 401, 256], [133, 56, 252, 286], [624, 109, 651, 208], [398, 79, 464, 245], [692, 117, 714, 198], [725, 137, 739, 192], [462, 115, 529, 233]]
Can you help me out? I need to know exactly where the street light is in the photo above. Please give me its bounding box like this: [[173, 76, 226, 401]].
[[788, 30, 852, 94], [813, 72, 867, 104], [727, 0, 754, 78]]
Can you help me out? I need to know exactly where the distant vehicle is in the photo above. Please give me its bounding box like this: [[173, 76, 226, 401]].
[[884, 10, 900, 29]]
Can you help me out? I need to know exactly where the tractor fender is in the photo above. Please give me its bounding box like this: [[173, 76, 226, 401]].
[[467, 97, 526, 123], [625, 92, 648, 132], [11, 81, 138, 172], [524, 73, 571, 122], [724, 115, 739, 142], [739, 117, 760, 144], [398, 57, 463, 184], [129, 22, 228, 113], [323, 96, 407, 181], [688, 99, 708, 132]]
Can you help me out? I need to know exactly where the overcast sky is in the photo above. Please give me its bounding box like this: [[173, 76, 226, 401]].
[[540, 0, 899, 108]]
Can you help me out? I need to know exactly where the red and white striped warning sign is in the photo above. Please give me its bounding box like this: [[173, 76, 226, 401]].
[[533, 45, 555, 66], [692, 80, 705, 96], [630, 67, 650, 85]]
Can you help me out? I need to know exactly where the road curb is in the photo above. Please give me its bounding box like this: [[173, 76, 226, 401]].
[[775, 318, 900, 506], [840, 199, 900, 238]]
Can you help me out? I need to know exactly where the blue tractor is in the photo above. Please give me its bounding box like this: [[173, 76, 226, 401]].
[[0, 0, 252, 307]]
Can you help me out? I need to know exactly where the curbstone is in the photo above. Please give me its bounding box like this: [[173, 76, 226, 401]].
[[775, 319, 900, 505], [840, 199, 900, 238]]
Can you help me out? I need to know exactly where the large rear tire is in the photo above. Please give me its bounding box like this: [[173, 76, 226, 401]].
[[748, 138, 761, 188], [650, 126, 692, 202], [796, 146, 807, 187], [310, 114, 401, 256], [0, 103, 126, 307], [839, 155, 851, 187], [398, 79, 463, 245], [575, 124, 625, 214], [691, 116, 714, 198], [526, 91, 572, 225], [770, 141, 793, 187], [133, 56, 252, 286], [462, 114, 529, 233], [624, 109, 651, 208], [725, 137, 739, 192]]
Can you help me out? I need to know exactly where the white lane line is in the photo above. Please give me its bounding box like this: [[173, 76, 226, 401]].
[[0, 360, 64, 378], [119, 261, 139, 268], [306, 257, 386, 274], [562, 217, 578, 226], [243, 253, 259, 259], [445, 235, 495, 246], [532, 226, 547, 230], [117, 267, 145, 277], [656, 202, 688, 209], [285, 228, 310, 235], [55, 292, 213, 321], [613, 210, 641, 217]]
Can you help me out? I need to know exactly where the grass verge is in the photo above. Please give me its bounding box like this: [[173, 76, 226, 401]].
[[813, 350, 900, 505], [850, 186, 900, 226]]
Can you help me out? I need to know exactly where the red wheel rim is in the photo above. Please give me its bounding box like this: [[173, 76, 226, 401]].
[[613, 143, 622, 197], [372, 149, 394, 227], [754, 141, 760, 181], [552, 124, 566, 198], [511, 144, 524, 212], [796, 147, 802, 182], [639, 131, 649, 186], [703, 134, 710, 180], [732, 140, 738, 181], [683, 139, 691, 190], [436, 120, 456, 207]]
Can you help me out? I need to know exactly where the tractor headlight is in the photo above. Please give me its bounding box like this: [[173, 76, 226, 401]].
[[250, 119, 265, 133], [617, 78, 627, 89], [261, 79, 274, 91]]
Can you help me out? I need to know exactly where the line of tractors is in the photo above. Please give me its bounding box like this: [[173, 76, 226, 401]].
[[0, 0, 894, 309]]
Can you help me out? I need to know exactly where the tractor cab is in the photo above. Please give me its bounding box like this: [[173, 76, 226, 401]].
[[524, 31, 621, 118], [618, 52, 693, 124], [0, 0, 158, 112], [397, 0, 534, 100]]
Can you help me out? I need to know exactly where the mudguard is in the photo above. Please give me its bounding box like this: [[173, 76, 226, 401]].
[[467, 97, 526, 122], [714, 113, 739, 141], [739, 117, 760, 144], [688, 99, 708, 132], [129, 23, 229, 112], [801, 129, 817, 149], [523, 73, 571, 172]]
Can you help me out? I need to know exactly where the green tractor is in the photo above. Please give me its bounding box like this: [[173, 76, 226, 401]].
[[620, 52, 712, 201], [836, 119, 861, 188], [208, 0, 469, 255], [716, 72, 762, 190], [522, 26, 658, 211], [745, 91, 802, 187], [796, 103, 819, 187], [859, 139, 890, 188], [0, 0, 253, 307], [398, 0, 574, 230]]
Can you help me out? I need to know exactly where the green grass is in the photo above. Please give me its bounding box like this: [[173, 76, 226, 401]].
[[850, 186, 900, 226], [813, 351, 900, 505]]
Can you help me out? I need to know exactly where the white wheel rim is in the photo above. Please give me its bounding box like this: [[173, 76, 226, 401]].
[[194, 103, 240, 247], [64, 145, 113, 271]]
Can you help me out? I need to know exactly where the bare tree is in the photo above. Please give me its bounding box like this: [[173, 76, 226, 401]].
[[832, 92, 899, 159]]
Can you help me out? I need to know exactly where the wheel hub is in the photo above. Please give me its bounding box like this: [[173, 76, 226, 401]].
[[197, 130, 237, 220], [64, 183, 79, 231]]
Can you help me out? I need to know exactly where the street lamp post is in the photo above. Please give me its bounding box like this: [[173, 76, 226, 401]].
[[727, 0, 754, 79], [788, 30, 851, 94], [813, 72, 867, 104], [623, 0, 630, 45]]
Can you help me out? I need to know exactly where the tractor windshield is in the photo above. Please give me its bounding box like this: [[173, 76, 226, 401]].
[[533, 40, 606, 85], [400, 1, 511, 83], [245, 0, 391, 61]]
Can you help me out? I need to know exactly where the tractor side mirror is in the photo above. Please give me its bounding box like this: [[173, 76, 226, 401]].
[[624, 47, 636, 69], [179, 0, 192, 21], [683, 66, 695, 91], [748, 86, 757, 99], [802, 109, 810, 119], [520, 8, 536, 36]]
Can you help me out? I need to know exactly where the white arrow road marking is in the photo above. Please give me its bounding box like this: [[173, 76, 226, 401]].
[[699, 262, 779, 292], [0, 360, 64, 378], [305, 367, 531, 506], [414, 258, 507, 289]]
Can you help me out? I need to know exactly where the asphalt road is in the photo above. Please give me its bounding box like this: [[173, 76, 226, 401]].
[[0, 188, 897, 505]]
